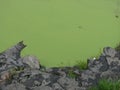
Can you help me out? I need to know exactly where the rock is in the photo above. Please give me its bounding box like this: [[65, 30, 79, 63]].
[[115, 51, 120, 59], [0, 71, 11, 83], [33, 86, 52, 90], [57, 77, 79, 90], [87, 57, 109, 72], [34, 80, 41, 86], [0, 41, 26, 60], [23, 76, 42, 88], [41, 79, 51, 86], [87, 59, 102, 73], [80, 70, 98, 87], [102, 47, 117, 57], [21, 55, 40, 69], [100, 70, 114, 79], [2, 83, 26, 90], [106, 57, 120, 66], [52, 83, 64, 90], [1, 42, 120, 90], [98, 56, 109, 72]]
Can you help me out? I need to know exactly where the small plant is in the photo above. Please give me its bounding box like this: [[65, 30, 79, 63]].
[[74, 60, 87, 70], [89, 79, 120, 90], [67, 69, 77, 78]]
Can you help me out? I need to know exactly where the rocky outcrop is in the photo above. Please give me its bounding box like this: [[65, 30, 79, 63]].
[[0, 41, 120, 90]]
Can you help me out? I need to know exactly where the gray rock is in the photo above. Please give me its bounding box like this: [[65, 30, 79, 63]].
[[33, 86, 52, 90], [52, 83, 64, 90], [98, 56, 109, 72], [29, 69, 41, 76], [1, 42, 120, 90], [41, 80, 51, 86], [87, 59, 103, 73], [2, 83, 26, 90], [106, 57, 120, 66], [34, 80, 41, 86], [80, 70, 98, 87], [100, 70, 119, 80], [1, 41, 26, 60], [57, 77, 79, 90], [78, 87, 87, 90], [22, 55, 40, 69], [0, 71, 10, 82], [41, 72, 50, 79], [102, 47, 117, 57]]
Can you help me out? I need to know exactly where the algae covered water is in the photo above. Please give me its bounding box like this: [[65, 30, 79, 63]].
[[0, 0, 120, 67]]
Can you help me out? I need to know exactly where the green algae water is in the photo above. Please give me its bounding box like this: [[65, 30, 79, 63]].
[[0, 0, 120, 67]]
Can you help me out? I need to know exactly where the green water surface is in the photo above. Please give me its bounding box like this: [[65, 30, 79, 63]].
[[0, 0, 120, 67]]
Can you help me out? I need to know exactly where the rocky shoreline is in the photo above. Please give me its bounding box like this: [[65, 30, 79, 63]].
[[0, 41, 120, 90]]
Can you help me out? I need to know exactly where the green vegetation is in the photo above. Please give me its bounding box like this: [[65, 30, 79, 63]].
[[115, 42, 120, 51], [89, 79, 120, 90], [74, 60, 87, 70], [67, 69, 77, 78], [74, 53, 101, 70]]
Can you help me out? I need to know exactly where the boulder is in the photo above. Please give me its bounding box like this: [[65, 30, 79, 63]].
[[21, 55, 40, 69], [102, 47, 117, 57]]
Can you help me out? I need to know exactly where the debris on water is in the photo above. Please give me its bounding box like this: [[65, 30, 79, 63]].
[[115, 0, 120, 19], [115, 15, 119, 18]]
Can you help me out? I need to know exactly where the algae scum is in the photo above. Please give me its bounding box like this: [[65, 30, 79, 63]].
[[0, 0, 120, 67]]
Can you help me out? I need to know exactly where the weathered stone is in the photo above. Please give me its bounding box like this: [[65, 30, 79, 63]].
[[34, 80, 41, 86], [80, 70, 98, 87], [33, 86, 52, 90], [52, 83, 64, 90], [22, 74, 43, 87], [111, 65, 120, 72], [87, 58, 108, 72], [102, 47, 117, 57], [0, 71, 11, 83], [106, 57, 120, 66], [115, 51, 120, 59], [0, 41, 26, 60], [22, 55, 40, 69], [1, 42, 120, 90], [57, 77, 79, 90], [2, 83, 26, 90], [100, 70, 114, 79]]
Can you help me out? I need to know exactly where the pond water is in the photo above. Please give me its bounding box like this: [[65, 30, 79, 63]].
[[0, 0, 120, 67]]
